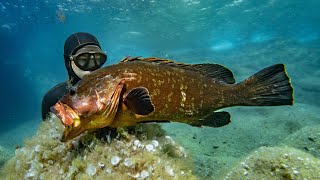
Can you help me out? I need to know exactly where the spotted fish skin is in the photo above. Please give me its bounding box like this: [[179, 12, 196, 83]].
[[82, 58, 292, 127], [102, 62, 231, 127], [52, 57, 294, 141]]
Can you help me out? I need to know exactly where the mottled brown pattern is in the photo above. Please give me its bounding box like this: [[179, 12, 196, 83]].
[[76, 60, 240, 127]]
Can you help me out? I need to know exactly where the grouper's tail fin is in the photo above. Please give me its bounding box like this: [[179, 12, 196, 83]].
[[240, 64, 294, 106]]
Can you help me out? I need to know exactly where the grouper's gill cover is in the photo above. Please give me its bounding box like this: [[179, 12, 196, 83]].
[[59, 75, 122, 124], [57, 77, 125, 142]]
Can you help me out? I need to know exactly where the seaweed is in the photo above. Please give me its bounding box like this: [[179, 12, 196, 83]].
[[1, 115, 195, 179]]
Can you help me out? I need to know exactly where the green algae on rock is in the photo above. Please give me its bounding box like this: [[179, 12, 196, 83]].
[[224, 146, 320, 179], [1, 116, 196, 179]]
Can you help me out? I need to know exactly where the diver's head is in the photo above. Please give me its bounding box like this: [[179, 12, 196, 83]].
[[64, 32, 107, 84]]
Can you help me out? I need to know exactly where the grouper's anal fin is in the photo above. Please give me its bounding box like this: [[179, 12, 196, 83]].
[[119, 57, 235, 84], [190, 111, 231, 128]]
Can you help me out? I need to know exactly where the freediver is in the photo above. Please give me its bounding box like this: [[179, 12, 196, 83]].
[[41, 32, 107, 120]]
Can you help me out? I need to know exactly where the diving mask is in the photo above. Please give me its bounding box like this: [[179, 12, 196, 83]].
[[70, 45, 107, 71]]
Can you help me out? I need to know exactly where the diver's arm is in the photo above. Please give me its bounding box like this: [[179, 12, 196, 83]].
[[41, 82, 69, 120], [41, 97, 50, 120]]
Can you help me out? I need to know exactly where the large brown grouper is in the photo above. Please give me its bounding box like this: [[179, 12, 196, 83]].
[[51, 57, 294, 141]]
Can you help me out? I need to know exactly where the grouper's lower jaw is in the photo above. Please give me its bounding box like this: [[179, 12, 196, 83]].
[[60, 126, 86, 142], [60, 129, 75, 142], [50, 102, 79, 126]]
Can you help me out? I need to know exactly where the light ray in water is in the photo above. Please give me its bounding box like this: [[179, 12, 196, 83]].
[[210, 41, 235, 51]]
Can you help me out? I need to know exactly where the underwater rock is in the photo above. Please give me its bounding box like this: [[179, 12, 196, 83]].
[[85, 164, 97, 176], [110, 156, 120, 166], [98, 162, 105, 168], [165, 165, 175, 176], [140, 170, 149, 179], [145, 144, 154, 152], [133, 139, 141, 147], [123, 158, 133, 167], [0, 115, 195, 179], [34, 145, 42, 152], [152, 140, 159, 148], [224, 146, 320, 179], [281, 125, 320, 158]]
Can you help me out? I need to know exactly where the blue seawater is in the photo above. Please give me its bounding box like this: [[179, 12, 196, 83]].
[[0, 0, 319, 178]]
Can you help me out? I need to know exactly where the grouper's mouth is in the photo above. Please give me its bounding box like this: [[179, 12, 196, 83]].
[[50, 102, 79, 126]]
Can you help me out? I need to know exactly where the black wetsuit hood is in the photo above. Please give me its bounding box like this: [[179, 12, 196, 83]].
[[64, 32, 102, 85]]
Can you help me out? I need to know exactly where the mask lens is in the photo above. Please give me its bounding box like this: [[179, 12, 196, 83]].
[[76, 53, 90, 67], [74, 53, 106, 71], [94, 53, 106, 66]]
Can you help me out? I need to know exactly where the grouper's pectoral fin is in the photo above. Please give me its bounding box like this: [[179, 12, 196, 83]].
[[190, 111, 231, 128], [124, 87, 155, 115]]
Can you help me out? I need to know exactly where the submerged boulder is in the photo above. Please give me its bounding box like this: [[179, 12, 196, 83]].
[[0, 116, 195, 179], [281, 125, 320, 158], [224, 146, 320, 179]]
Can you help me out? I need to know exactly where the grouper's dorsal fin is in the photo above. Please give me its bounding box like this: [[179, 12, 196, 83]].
[[188, 64, 236, 84], [120, 56, 174, 64], [120, 57, 236, 84]]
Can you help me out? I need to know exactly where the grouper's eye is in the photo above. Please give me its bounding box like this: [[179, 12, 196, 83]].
[[69, 88, 76, 96]]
